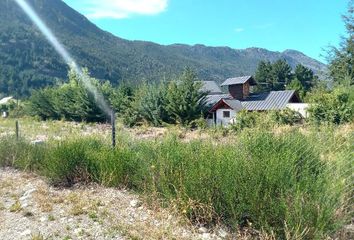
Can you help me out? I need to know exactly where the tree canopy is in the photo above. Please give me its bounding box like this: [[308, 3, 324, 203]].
[[328, 0, 354, 85]]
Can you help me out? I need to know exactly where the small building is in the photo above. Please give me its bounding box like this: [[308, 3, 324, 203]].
[[204, 76, 307, 126], [0, 96, 14, 118], [0, 96, 14, 105]]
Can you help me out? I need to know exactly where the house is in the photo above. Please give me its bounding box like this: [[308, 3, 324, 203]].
[[0, 96, 14, 105], [204, 76, 308, 126], [0, 96, 14, 118]]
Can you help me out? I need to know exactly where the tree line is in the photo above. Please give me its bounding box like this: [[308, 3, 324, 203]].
[[254, 60, 318, 99], [27, 68, 208, 127]]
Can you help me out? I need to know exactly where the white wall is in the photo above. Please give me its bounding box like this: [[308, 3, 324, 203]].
[[215, 108, 236, 126], [287, 103, 310, 118]]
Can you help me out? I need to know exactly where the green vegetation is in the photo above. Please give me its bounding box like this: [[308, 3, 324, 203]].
[[307, 85, 354, 125], [0, 125, 352, 239], [27, 68, 207, 126], [328, 1, 353, 86], [28, 69, 111, 122], [254, 60, 317, 97]]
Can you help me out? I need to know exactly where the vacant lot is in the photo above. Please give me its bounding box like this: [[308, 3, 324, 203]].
[[0, 118, 353, 239]]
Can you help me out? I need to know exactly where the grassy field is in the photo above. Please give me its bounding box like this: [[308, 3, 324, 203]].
[[0, 117, 353, 239]]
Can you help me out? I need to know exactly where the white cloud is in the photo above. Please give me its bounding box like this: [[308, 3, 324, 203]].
[[234, 28, 244, 33], [72, 0, 168, 19]]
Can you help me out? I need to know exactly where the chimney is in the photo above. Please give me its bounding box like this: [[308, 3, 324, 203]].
[[228, 82, 251, 100]]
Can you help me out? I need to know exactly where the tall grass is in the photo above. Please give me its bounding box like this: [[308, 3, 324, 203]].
[[0, 126, 352, 239]]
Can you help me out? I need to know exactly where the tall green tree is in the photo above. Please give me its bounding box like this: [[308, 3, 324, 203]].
[[255, 61, 273, 91], [286, 79, 305, 99], [328, 1, 354, 85], [165, 68, 207, 125], [255, 60, 294, 91], [293, 64, 315, 91], [271, 59, 293, 90]]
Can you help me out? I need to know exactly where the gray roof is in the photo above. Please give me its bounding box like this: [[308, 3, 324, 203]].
[[198, 81, 222, 94], [224, 99, 243, 111], [221, 76, 256, 86], [241, 90, 297, 111], [0, 96, 14, 105], [205, 94, 230, 106]]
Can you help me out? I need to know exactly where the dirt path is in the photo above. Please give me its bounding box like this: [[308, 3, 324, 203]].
[[0, 168, 224, 240]]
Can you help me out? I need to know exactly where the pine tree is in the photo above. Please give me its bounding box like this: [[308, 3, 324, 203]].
[[165, 68, 207, 125], [255, 61, 273, 92], [294, 64, 314, 91], [271, 59, 293, 90], [328, 1, 354, 85]]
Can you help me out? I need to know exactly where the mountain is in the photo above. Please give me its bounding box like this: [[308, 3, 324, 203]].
[[0, 0, 327, 96]]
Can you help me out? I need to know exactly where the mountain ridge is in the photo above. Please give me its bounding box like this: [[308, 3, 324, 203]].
[[0, 0, 327, 96]]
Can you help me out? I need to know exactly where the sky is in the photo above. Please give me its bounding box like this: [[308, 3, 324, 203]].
[[62, 0, 349, 63]]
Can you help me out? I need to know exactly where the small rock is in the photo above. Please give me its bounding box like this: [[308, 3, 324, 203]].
[[40, 216, 47, 222], [74, 228, 83, 235], [21, 202, 29, 208], [217, 228, 228, 238], [20, 188, 36, 200], [201, 233, 211, 240], [20, 229, 31, 236], [130, 199, 141, 208], [198, 227, 208, 234]]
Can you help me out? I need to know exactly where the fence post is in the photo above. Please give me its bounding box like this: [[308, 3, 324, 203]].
[[15, 120, 19, 140], [111, 110, 116, 148]]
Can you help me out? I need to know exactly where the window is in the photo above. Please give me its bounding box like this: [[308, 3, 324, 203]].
[[223, 111, 230, 118]]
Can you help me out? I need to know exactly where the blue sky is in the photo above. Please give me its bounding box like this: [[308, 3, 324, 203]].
[[62, 0, 349, 63]]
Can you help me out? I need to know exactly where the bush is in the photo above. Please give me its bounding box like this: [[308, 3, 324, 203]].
[[230, 110, 260, 131], [269, 108, 303, 125], [308, 86, 354, 125]]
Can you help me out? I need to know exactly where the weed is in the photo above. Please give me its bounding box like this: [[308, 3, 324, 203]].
[[9, 200, 22, 212], [48, 214, 55, 221], [31, 232, 44, 240]]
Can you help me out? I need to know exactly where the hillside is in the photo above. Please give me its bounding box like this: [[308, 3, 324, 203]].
[[0, 0, 327, 96]]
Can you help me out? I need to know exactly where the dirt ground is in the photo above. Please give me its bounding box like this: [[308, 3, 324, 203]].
[[0, 168, 230, 240]]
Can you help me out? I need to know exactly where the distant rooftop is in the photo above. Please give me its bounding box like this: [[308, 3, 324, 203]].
[[241, 90, 299, 111], [223, 99, 243, 111], [0, 96, 14, 105], [205, 94, 230, 106], [221, 76, 257, 86], [198, 81, 223, 94], [209, 90, 300, 112]]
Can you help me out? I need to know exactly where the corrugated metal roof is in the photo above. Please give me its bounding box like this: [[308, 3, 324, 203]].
[[241, 90, 296, 111], [221, 76, 255, 86], [198, 81, 223, 94], [205, 94, 230, 106]]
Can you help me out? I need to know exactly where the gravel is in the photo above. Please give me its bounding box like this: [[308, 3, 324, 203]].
[[0, 168, 221, 240]]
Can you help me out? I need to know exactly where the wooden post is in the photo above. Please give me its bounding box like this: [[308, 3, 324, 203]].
[[15, 120, 19, 140], [111, 110, 116, 148]]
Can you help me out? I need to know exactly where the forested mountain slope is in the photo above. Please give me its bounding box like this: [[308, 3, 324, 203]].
[[0, 0, 326, 96]]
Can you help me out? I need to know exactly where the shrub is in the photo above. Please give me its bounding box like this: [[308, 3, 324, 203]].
[[230, 110, 260, 131], [308, 86, 354, 125], [269, 108, 303, 125], [41, 138, 102, 186]]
